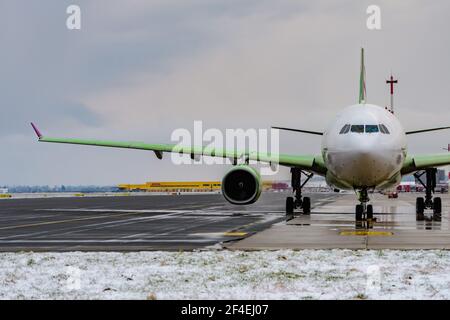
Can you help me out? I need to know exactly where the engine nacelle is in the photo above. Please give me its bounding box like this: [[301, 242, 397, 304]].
[[221, 165, 262, 205]]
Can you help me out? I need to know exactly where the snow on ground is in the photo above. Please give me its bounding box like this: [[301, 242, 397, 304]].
[[1, 250, 450, 300]]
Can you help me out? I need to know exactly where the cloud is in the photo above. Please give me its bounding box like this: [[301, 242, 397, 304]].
[[1, 0, 450, 184]]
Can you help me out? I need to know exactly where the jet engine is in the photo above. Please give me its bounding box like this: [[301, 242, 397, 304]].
[[221, 165, 262, 205]]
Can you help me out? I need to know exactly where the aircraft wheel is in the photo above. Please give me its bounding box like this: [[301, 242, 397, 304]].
[[355, 204, 363, 221], [416, 197, 425, 215], [286, 197, 294, 215], [433, 197, 442, 214], [433, 197, 442, 220], [367, 205, 373, 220], [303, 197, 311, 215]]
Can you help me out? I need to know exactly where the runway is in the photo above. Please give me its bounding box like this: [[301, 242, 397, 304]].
[[1, 192, 449, 251], [0, 193, 335, 251]]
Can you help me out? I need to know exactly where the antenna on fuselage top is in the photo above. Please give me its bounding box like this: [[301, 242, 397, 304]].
[[359, 48, 367, 104]]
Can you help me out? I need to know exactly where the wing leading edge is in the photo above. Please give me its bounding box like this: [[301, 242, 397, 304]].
[[271, 126, 323, 136], [31, 123, 327, 175], [405, 126, 450, 135], [402, 153, 450, 175]]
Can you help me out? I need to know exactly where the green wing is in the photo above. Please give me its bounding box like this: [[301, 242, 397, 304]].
[[32, 124, 327, 175], [402, 153, 450, 175]]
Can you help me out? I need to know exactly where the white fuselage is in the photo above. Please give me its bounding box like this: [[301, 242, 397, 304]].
[[321, 104, 407, 191]]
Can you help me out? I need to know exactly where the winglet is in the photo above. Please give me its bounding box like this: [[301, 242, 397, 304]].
[[30, 122, 43, 139]]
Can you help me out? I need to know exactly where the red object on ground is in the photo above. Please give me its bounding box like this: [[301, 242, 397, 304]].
[[388, 191, 398, 199]]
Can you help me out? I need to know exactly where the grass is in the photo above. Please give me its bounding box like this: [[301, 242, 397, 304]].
[[355, 293, 368, 300]]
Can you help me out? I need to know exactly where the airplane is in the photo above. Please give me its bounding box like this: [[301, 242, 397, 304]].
[[31, 48, 450, 221]]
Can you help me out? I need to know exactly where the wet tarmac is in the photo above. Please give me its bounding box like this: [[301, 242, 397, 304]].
[[1, 192, 448, 251], [228, 193, 450, 250], [0, 192, 334, 251]]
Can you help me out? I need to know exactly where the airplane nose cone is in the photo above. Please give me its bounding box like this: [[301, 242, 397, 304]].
[[347, 153, 383, 186], [354, 138, 376, 154], [327, 135, 404, 189], [348, 147, 399, 187], [353, 150, 381, 169]]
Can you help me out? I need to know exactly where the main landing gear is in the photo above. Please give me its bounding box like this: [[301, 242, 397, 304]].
[[286, 168, 313, 217], [355, 188, 374, 222], [414, 168, 441, 221]]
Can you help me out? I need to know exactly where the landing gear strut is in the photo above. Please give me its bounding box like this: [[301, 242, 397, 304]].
[[414, 168, 441, 221], [285, 168, 313, 216], [355, 188, 374, 221]]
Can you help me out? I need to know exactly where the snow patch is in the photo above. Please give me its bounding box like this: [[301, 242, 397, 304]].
[[1, 250, 450, 299]]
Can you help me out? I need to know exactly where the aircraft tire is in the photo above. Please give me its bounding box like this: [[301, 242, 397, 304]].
[[303, 197, 311, 215], [355, 204, 363, 221], [433, 197, 442, 214], [286, 197, 294, 215], [367, 205, 373, 220], [416, 197, 425, 215]]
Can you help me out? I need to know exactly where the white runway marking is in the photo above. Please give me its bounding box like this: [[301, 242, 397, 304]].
[[36, 208, 285, 214], [0, 212, 184, 240], [0, 239, 214, 243]]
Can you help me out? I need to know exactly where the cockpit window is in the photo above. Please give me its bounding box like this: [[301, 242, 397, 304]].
[[379, 124, 390, 134], [365, 125, 379, 133], [344, 124, 389, 134], [339, 124, 351, 134], [350, 125, 364, 133]]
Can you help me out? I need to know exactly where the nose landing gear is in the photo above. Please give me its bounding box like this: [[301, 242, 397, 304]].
[[355, 188, 374, 221], [286, 168, 313, 217], [414, 168, 442, 221]]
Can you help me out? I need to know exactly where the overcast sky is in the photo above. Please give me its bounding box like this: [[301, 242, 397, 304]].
[[1, 0, 450, 185]]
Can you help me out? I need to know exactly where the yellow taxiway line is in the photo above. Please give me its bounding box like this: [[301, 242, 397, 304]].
[[223, 232, 248, 237], [339, 230, 393, 236]]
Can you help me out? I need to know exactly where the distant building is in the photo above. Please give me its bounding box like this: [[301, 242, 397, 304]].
[[0, 188, 8, 194], [271, 182, 289, 190], [411, 169, 447, 185], [118, 181, 221, 193], [401, 175, 415, 182], [437, 169, 446, 183], [118, 181, 290, 193]]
